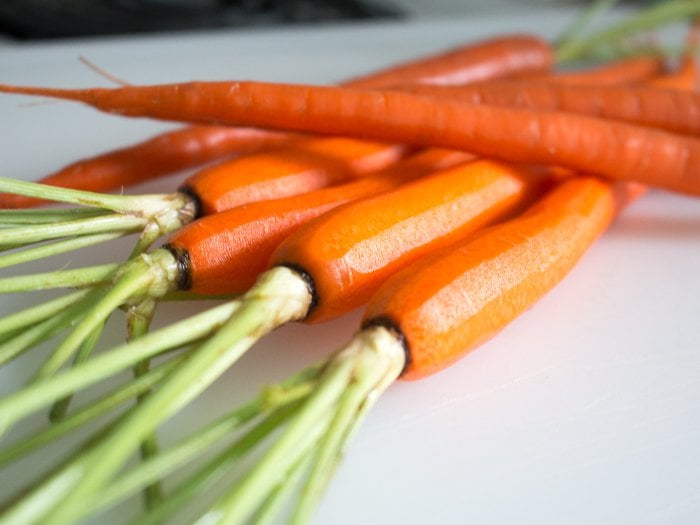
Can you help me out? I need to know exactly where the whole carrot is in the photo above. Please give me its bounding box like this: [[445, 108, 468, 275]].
[[0, 34, 552, 209], [4, 79, 700, 195]]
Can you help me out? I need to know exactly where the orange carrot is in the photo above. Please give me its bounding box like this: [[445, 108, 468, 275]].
[[0, 34, 551, 209], [182, 137, 409, 216], [0, 126, 290, 209], [3, 80, 699, 195], [267, 159, 552, 323], [363, 176, 640, 379], [393, 80, 700, 135], [344, 34, 552, 88], [167, 149, 471, 294]]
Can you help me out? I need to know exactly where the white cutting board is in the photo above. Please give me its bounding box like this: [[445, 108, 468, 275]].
[[1, 6, 699, 524]]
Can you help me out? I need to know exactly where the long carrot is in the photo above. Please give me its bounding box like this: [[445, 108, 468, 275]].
[[4, 78, 700, 195], [0, 34, 552, 210]]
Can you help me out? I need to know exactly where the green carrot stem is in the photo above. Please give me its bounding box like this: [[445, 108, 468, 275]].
[[252, 451, 313, 525], [0, 301, 241, 436], [0, 233, 125, 269], [555, 0, 619, 50], [26, 268, 311, 525], [0, 354, 187, 468], [0, 208, 110, 225], [0, 290, 90, 334], [555, 0, 700, 62], [0, 264, 120, 293], [0, 214, 149, 247], [0, 175, 187, 215], [0, 293, 99, 367], [49, 321, 107, 421]]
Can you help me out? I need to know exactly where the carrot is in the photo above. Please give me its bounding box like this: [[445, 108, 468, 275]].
[[4, 79, 700, 195], [343, 34, 552, 88], [0, 126, 291, 209], [168, 148, 471, 294], [0, 34, 552, 210], [392, 80, 700, 135]]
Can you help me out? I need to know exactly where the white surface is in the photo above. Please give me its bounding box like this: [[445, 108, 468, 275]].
[[1, 7, 700, 524]]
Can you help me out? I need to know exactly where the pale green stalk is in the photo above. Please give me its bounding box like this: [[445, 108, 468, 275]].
[[0, 233, 124, 269], [19, 268, 311, 525], [0, 290, 91, 335], [0, 301, 241, 435], [0, 354, 187, 467], [0, 208, 109, 224], [555, 0, 620, 50], [0, 264, 120, 293]]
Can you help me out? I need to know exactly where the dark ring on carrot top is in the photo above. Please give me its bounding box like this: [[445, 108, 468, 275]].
[[277, 263, 319, 317], [163, 244, 193, 291], [361, 315, 411, 376], [177, 186, 203, 220]]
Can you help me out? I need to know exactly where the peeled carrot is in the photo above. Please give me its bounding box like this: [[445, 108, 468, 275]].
[[0, 34, 551, 209], [167, 149, 471, 294], [364, 176, 641, 379], [393, 80, 700, 135], [182, 137, 409, 216], [4, 80, 700, 195], [0, 126, 291, 209]]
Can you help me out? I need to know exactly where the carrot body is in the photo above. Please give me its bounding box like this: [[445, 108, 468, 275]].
[[168, 148, 470, 294], [6, 81, 700, 195], [1, 34, 550, 209], [271, 159, 552, 323], [363, 176, 639, 380], [395, 81, 700, 135], [344, 34, 552, 88], [183, 137, 409, 216], [0, 126, 291, 209]]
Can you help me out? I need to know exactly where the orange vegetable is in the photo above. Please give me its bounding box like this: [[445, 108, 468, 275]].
[[4, 80, 699, 195]]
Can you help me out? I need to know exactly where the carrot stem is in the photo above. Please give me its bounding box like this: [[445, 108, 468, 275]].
[[555, 0, 700, 62], [0, 301, 241, 437], [0, 233, 124, 270], [0, 353, 187, 468], [555, 0, 619, 50], [0, 264, 119, 293], [0, 289, 90, 334], [0, 208, 110, 225]]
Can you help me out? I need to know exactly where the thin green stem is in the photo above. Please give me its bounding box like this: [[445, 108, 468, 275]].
[[49, 322, 107, 421], [26, 269, 311, 525], [0, 290, 90, 335], [0, 263, 120, 293], [555, 0, 619, 50], [555, 0, 700, 62], [0, 175, 181, 214], [0, 208, 110, 225], [0, 233, 124, 269], [0, 301, 241, 436], [0, 354, 187, 468], [252, 451, 313, 525], [0, 214, 146, 247], [0, 292, 99, 367]]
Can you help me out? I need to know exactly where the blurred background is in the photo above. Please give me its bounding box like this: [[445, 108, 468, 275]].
[[0, 0, 641, 40]]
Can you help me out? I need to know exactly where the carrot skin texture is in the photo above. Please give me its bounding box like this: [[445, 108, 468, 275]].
[[363, 176, 629, 380], [344, 34, 553, 88], [5, 81, 700, 195], [395, 81, 700, 135], [183, 137, 409, 216], [168, 148, 470, 294], [271, 159, 551, 323], [0, 126, 290, 209]]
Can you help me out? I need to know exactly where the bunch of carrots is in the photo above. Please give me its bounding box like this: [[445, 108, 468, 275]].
[[0, 1, 699, 523]]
